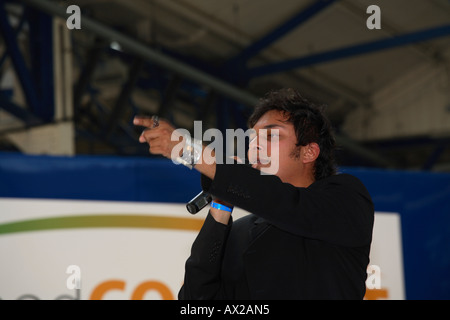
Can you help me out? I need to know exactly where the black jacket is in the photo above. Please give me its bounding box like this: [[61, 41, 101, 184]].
[[179, 164, 374, 300]]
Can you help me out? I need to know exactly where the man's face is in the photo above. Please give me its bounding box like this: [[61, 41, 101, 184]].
[[248, 110, 307, 185]]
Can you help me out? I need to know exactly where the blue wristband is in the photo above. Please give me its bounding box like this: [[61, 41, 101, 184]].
[[211, 201, 233, 213]]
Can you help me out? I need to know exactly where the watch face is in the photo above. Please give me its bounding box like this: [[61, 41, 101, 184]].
[[173, 137, 203, 169]]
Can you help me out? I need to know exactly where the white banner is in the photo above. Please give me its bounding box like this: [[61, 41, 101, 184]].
[[0, 198, 404, 300], [366, 212, 405, 299]]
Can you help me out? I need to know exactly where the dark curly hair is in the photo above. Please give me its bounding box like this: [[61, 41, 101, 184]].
[[247, 88, 337, 180]]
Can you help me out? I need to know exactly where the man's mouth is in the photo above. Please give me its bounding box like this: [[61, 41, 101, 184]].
[[252, 158, 270, 169]]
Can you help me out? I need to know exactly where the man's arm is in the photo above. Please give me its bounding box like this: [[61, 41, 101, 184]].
[[207, 164, 374, 247], [178, 212, 232, 300], [134, 116, 234, 299]]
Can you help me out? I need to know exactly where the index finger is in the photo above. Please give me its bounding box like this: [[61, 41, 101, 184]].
[[133, 115, 157, 128]]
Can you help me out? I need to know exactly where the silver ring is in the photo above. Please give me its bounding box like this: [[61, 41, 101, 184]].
[[151, 115, 159, 128]]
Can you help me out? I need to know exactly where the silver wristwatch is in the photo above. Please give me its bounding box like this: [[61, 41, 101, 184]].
[[175, 135, 203, 169]]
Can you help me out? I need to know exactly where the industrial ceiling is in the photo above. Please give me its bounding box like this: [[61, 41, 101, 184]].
[[1, 0, 450, 171]]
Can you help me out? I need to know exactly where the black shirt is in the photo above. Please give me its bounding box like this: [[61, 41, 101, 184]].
[[179, 164, 374, 299]]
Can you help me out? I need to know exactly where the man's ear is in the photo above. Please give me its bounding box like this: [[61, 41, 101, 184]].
[[303, 142, 320, 164]]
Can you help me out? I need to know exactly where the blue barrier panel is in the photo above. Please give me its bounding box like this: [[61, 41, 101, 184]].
[[0, 152, 200, 203], [0, 152, 449, 299], [341, 167, 450, 300]]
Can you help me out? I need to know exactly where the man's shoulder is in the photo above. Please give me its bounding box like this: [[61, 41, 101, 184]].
[[317, 173, 366, 187], [313, 173, 371, 198]]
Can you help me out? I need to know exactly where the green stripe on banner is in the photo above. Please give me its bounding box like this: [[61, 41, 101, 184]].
[[0, 215, 204, 235]]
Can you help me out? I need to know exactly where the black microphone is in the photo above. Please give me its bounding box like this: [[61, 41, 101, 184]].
[[186, 191, 213, 214]]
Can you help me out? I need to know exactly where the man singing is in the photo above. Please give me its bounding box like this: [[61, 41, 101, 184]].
[[134, 88, 374, 299]]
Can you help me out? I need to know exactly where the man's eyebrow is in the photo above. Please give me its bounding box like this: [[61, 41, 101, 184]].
[[262, 124, 286, 129]]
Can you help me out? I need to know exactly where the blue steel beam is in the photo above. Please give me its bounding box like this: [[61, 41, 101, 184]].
[[0, 4, 26, 70], [248, 24, 450, 77], [27, 8, 54, 121], [19, 0, 259, 108], [0, 92, 41, 125], [0, 2, 40, 114], [229, 0, 339, 65]]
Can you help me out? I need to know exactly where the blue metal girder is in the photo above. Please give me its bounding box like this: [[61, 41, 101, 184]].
[[222, 0, 339, 85], [0, 92, 41, 125], [248, 24, 450, 77], [0, 2, 40, 115], [229, 0, 339, 65], [27, 8, 54, 121], [0, 3, 26, 69]]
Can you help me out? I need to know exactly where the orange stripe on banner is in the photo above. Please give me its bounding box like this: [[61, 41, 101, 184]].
[[0, 214, 204, 235], [364, 289, 389, 300]]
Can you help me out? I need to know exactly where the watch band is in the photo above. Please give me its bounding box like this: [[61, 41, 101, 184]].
[[211, 201, 233, 213]]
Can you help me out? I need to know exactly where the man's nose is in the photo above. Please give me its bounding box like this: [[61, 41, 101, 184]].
[[248, 138, 262, 163], [249, 136, 263, 151]]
